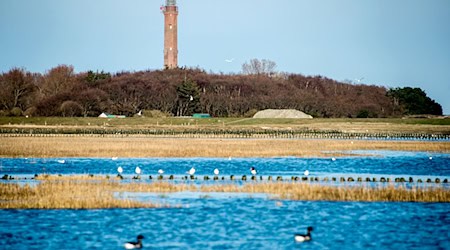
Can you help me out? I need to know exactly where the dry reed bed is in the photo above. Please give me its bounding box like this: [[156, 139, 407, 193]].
[[1, 179, 449, 209], [0, 137, 449, 158], [0, 180, 196, 209], [204, 183, 450, 202], [0, 181, 152, 209]]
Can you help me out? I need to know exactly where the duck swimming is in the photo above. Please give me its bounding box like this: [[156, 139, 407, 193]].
[[124, 235, 144, 249], [294, 226, 313, 242]]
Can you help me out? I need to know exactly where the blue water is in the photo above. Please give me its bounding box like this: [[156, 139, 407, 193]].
[[1, 151, 449, 178], [0, 200, 449, 249], [1, 150, 450, 249]]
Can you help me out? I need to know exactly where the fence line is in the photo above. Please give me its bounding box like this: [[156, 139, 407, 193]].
[[0, 129, 449, 141]]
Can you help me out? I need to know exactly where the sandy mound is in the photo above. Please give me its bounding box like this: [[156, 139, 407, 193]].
[[253, 109, 313, 119]]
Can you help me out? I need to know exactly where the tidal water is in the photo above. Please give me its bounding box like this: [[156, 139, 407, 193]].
[[0, 200, 449, 249], [0, 150, 449, 178], [1, 150, 449, 249]]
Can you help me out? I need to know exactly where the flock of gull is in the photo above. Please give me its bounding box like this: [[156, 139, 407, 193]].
[[116, 165, 312, 178]]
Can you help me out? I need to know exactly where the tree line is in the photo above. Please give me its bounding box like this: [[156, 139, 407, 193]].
[[0, 64, 443, 118]]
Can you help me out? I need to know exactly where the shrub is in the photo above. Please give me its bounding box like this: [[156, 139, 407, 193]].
[[141, 109, 171, 118], [23, 107, 37, 117], [356, 110, 369, 118], [244, 109, 258, 118], [0, 110, 10, 117], [10, 107, 23, 117], [356, 109, 378, 118], [60, 101, 83, 117]]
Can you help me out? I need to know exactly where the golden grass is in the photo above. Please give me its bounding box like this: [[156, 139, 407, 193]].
[[0, 137, 448, 158], [202, 182, 450, 203], [1, 179, 448, 209], [0, 181, 155, 209], [0, 178, 199, 209]]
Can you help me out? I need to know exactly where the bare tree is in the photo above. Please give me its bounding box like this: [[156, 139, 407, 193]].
[[41, 65, 75, 97], [0, 68, 35, 111], [242, 59, 277, 75]]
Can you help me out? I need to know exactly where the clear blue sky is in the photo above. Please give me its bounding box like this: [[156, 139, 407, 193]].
[[1, 0, 449, 114]]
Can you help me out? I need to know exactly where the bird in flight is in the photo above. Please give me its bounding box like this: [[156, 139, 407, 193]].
[[355, 77, 364, 83]]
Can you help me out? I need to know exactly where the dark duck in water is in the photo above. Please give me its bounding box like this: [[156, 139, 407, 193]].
[[294, 226, 313, 242]]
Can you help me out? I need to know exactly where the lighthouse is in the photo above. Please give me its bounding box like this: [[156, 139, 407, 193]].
[[162, 0, 178, 69]]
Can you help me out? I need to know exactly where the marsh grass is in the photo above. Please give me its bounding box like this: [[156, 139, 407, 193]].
[[0, 181, 154, 209], [1, 179, 448, 209], [0, 179, 197, 209], [236, 183, 450, 202], [0, 137, 448, 158]]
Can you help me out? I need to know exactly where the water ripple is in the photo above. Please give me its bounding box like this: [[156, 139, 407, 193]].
[[0, 199, 449, 249], [1, 151, 449, 249]]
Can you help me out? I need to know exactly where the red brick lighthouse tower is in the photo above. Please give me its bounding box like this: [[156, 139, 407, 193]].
[[162, 0, 178, 69]]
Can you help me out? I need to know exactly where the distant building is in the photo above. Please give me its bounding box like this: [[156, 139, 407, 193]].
[[192, 113, 211, 118], [162, 0, 178, 69], [98, 113, 126, 118]]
